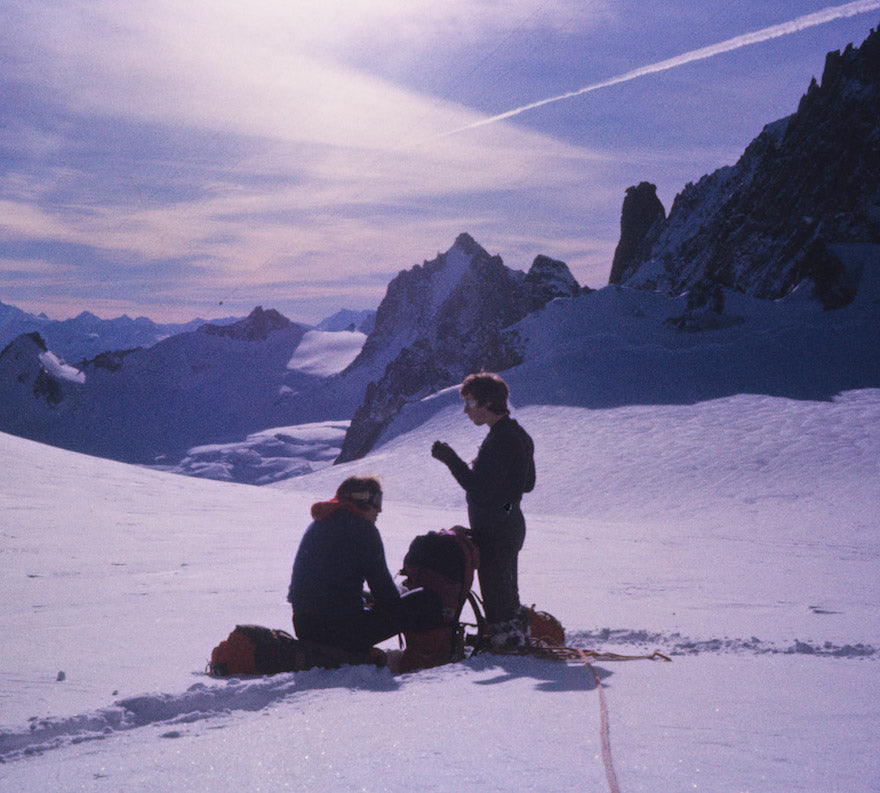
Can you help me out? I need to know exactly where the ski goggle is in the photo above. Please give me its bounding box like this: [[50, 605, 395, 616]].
[[347, 490, 383, 511]]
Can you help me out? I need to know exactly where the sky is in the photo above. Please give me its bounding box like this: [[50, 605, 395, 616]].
[[1, 1, 878, 324]]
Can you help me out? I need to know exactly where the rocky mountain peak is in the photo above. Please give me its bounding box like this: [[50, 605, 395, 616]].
[[345, 234, 508, 377], [525, 255, 582, 306], [451, 231, 485, 257], [612, 25, 880, 309], [200, 306, 290, 341], [336, 234, 579, 463]]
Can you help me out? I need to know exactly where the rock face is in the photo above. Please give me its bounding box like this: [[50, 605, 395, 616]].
[[612, 26, 880, 309], [0, 333, 55, 409], [336, 233, 580, 462], [525, 255, 585, 308], [609, 182, 666, 286], [199, 306, 289, 341]]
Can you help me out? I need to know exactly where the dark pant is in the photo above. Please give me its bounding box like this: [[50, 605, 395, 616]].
[[471, 506, 526, 625], [293, 588, 443, 654], [477, 542, 522, 624]]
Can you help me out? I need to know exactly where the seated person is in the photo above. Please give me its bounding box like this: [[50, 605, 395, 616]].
[[287, 475, 441, 657]]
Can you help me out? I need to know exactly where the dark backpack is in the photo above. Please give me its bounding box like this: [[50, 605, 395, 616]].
[[208, 625, 308, 676], [208, 624, 388, 677], [207, 624, 377, 676], [398, 526, 481, 670]]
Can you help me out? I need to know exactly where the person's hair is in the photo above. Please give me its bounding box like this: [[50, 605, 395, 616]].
[[460, 372, 510, 415], [336, 475, 383, 510]]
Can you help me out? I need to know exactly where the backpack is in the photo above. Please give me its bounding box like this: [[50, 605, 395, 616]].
[[208, 624, 388, 677], [526, 606, 565, 647], [398, 526, 481, 671], [207, 625, 308, 676]]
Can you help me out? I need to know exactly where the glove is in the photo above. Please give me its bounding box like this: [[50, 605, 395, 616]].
[[431, 440, 456, 465]]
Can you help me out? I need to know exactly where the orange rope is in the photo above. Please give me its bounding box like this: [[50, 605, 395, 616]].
[[535, 644, 671, 793], [587, 659, 622, 793], [483, 641, 670, 792], [530, 644, 672, 664]]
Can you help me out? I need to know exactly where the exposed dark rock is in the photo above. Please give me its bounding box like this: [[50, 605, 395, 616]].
[[89, 349, 141, 372], [33, 369, 63, 406], [613, 26, 880, 309], [200, 306, 290, 341], [609, 182, 666, 285], [525, 254, 581, 308]]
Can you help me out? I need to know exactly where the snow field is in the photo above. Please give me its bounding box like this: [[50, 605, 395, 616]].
[[1, 386, 878, 791]]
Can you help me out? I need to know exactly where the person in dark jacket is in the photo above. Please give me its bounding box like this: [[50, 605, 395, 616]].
[[288, 476, 441, 656], [431, 372, 535, 649]]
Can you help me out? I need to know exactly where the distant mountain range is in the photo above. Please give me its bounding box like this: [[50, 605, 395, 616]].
[[0, 235, 580, 479], [0, 303, 240, 364], [0, 302, 376, 363], [0, 26, 877, 484]]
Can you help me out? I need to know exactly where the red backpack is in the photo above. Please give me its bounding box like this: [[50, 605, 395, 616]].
[[398, 526, 481, 671], [207, 624, 384, 676], [208, 625, 308, 676]]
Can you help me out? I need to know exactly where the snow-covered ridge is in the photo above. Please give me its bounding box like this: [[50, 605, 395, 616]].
[[37, 351, 85, 384], [286, 330, 367, 377]]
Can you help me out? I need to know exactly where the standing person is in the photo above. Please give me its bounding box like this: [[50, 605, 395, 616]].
[[288, 476, 441, 657], [431, 372, 535, 650]]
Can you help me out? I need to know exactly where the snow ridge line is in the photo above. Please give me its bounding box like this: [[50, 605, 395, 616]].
[[0, 665, 393, 763], [0, 678, 294, 762], [570, 629, 877, 658], [1, 631, 873, 763]]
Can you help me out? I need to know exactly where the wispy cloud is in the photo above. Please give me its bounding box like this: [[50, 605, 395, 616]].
[[1, 1, 876, 322], [440, 0, 880, 136], [1, 0, 620, 317]]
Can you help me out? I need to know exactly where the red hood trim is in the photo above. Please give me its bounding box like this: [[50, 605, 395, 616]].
[[311, 498, 373, 522]]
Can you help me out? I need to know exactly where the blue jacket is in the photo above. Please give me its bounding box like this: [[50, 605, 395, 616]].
[[287, 500, 400, 617]]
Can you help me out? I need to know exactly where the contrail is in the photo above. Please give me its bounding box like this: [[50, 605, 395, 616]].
[[442, 0, 880, 136]]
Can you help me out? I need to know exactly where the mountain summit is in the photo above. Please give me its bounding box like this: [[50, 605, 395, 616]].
[[611, 25, 880, 310], [336, 233, 580, 462], [199, 306, 290, 341]]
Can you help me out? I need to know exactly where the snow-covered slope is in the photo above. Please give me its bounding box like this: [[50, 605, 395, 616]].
[[286, 329, 368, 377], [3, 237, 880, 791], [1, 376, 878, 790], [0, 308, 370, 469]]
